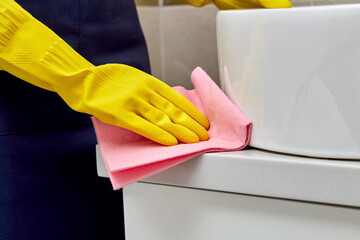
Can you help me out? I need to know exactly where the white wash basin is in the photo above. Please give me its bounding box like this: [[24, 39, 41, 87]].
[[217, 5, 360, 159]]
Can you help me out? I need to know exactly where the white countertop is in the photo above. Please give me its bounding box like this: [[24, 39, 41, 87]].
[[96, 145, 360, 208]]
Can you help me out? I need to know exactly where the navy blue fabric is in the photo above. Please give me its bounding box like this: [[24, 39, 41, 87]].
[[0, 0, 150, 239], [0, 124, 125, 239]]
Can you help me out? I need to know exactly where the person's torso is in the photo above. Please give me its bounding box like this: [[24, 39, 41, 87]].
[[0, 0, 150, 135]]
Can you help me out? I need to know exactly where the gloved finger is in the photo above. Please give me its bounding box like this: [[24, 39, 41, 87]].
[[258, 0, 292, 8], [120, 112, 179, 146], [152, 80, 210, 130], [149, 92, 209, 141], [135, 99, 200, 144]]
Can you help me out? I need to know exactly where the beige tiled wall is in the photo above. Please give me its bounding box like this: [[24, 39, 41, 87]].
[[137, 5, 219, 88]]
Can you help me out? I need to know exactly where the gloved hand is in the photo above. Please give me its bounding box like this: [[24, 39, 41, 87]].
[[173, 0, 292, 9], [0, 0, 209, 146]]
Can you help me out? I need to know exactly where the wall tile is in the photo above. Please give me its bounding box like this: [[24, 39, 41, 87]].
[[290, 0, 312, 6], [161, 5, 219, 88], [312, 0, 337, 5], [334, 0, 360, 3], [137, 5, 219, 88], [136, 7, 162, 79]]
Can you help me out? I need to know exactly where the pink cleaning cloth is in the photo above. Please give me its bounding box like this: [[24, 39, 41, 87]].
[[92, 67, 252, 190]]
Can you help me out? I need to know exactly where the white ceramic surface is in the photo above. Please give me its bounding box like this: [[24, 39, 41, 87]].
[[217, 5, 360, 159]]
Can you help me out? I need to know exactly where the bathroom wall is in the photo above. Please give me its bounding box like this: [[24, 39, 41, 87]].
[[135, 0, 360, 88], [136, 5, 218, 89]]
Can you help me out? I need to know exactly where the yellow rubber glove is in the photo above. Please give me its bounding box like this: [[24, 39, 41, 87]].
[[0, 0, 210, 146], [172, 0, 292, 9]]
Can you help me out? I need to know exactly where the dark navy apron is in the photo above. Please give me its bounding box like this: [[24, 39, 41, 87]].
[[0, 0, 150, 239]]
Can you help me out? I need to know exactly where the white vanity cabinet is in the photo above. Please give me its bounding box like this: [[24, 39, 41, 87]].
[[124, 182, 360, 240], [97, 147, 360, 239]]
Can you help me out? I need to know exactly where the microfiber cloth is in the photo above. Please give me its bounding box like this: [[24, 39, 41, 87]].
[[92, 67, 252, 190]]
